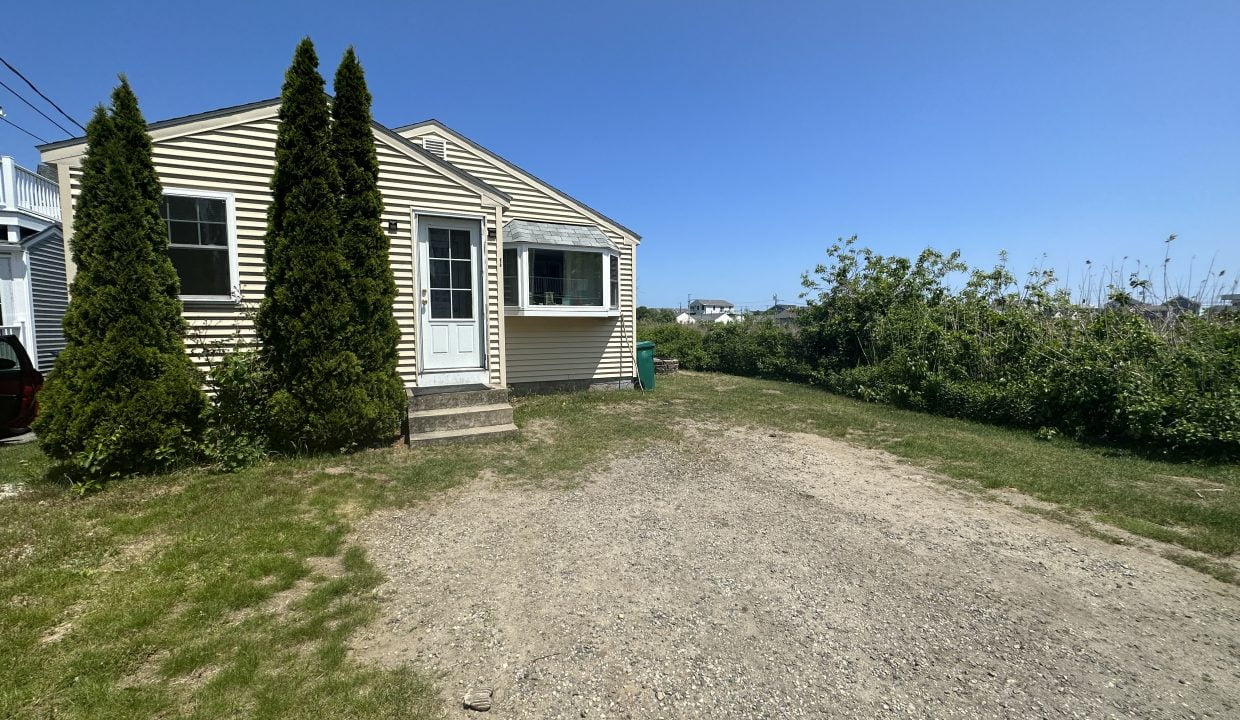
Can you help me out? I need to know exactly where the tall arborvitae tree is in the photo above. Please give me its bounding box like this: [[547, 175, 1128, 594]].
[[331, 47, 406, 443], [255, 38, 369, 451], [34, 79, 206, 478]]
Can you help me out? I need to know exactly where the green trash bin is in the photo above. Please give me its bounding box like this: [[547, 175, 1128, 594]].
[[636, 340, 656, 391]]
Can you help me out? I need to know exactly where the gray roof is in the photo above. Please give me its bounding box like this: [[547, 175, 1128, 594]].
[[697, 313, 735, 323], [505, 219, 617, 250], [690, 299, 733, 308]]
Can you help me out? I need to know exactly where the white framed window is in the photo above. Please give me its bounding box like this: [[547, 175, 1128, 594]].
[[503, 243, 619, 317], [159, 187, 239, 303]]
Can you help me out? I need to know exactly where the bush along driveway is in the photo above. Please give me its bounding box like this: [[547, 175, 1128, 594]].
[[1, 372, 1238, 718]]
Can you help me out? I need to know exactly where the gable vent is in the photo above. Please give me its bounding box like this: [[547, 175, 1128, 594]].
[[422, 137, 447, 160]]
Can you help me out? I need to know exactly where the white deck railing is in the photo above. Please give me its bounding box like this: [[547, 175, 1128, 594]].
[[0, 156, 60, 222], [0, 324, 23, 337]]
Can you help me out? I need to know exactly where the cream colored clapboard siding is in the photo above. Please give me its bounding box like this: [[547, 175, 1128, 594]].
[[61, 113, 502, 388], [404, 129, 638, 384]]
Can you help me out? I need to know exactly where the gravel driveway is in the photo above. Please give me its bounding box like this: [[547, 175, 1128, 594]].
[[352, 425, 1240, 719]]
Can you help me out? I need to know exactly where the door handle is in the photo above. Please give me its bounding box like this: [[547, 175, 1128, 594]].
[[420, 288, 428, 305]]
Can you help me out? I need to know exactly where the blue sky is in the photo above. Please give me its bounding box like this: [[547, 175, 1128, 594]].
[[3, 1, 1238, 309]]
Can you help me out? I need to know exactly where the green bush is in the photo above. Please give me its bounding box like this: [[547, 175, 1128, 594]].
[[637, 322, 711, 369], [33, 79, 206, 481], [199, 350, 272, 471]]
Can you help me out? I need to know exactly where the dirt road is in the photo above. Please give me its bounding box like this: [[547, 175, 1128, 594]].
[[353, 426, 1240, 719]]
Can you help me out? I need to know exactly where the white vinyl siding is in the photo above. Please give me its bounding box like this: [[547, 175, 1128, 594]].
[[402, 128, 637, 385], [27, 234, 69, 370], [58, 112, 504, 388]]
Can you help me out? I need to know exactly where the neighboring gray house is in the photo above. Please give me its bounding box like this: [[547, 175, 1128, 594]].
[[0, 155, 67, 370], [689, 298, 733, 316]]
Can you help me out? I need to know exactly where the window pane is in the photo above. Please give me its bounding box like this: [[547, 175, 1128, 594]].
[[168, 220, 200, 246], [168, 246, 230, 296], [529, 249, 563, 305], [428, 228, 450, 258], [197, 197, 226, 223], [449, 229, 470, 260], [503, 248, 517, 306], [564, 251, 603, 306], [164, 195, 198, 221], [610, 255, 619, 308], [528, 249, 603, 306], [429, 259, 450, 289], [450, 260, 471, 289], [451, 289, 472, 319], [200, 223, 228, 247], [430, 289, 451, 318]]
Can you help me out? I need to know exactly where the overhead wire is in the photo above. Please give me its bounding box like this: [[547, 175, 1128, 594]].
[[0, 111, 48, 143], [0, 77, 73, 136], [0, 55, 86, 132]]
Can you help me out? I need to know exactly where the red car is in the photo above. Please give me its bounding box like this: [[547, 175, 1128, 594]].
[[0, 334, 43, 430]]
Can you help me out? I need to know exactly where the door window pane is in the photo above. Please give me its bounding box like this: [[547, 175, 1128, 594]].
[[430, 289, 451, 318], [450, 260, 471, 289], [430, 259, 450, 289], [449, 229, 470, 260], [529, 249, 603, 306], [451, 290, 473, 319], [428, 228, 450, 258]]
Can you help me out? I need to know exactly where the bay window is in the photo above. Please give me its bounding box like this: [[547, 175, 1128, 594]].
[[502, 244, 619, 317]]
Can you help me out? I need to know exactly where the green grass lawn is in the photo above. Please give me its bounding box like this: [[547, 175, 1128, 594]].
[[2, 371, 1237, 718]]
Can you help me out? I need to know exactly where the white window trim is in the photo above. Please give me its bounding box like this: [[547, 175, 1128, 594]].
[[503, 242, 619, 318], [161, 187, 240, 304]]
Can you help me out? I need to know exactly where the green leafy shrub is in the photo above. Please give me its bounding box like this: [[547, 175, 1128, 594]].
[[651, 237, 1240, 459], [33, 79, 206, 480], [200, 350, 272, 471], [636, 322, 711, 369]]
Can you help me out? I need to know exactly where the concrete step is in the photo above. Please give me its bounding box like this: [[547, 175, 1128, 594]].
[[408, 403, 514, 434], [407, 423, 519, 447], [408, 387, 510, 412]]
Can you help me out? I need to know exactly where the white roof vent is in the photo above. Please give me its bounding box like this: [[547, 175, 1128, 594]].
[[422, 137, 447, 160]]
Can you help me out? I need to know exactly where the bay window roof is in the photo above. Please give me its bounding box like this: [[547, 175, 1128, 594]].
[[504, 219, 617, 251]]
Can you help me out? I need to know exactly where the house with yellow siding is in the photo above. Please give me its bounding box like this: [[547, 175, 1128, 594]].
[[36, 98, 640, 443]]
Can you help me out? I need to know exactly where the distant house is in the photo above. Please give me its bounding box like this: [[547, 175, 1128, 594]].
[[675, 311, 696, 325], [696, 312, 737, 325], [689, 298, 733, 316], [1, 155, 67, 370], [1205, 293, 1240, 316], [772, 307, 803, 327]]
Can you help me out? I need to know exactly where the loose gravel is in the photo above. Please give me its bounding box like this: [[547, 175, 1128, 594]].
[[352, 425, 1240, 719]]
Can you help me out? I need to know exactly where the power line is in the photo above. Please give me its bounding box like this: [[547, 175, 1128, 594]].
[[0, 110, 49, 143], [0, 77, 73, 136], [0, 55, 85, 132]]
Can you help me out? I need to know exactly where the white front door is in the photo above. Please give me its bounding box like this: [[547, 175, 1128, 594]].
[[417, 216, 484, 382]]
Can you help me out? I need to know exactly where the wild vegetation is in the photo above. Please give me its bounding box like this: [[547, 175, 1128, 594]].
[[640, 237, 1240, 459]]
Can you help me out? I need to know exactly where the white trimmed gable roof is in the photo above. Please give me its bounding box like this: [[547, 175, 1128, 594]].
[[396, 119, 640, 244], [37, 98, 512, 209]]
